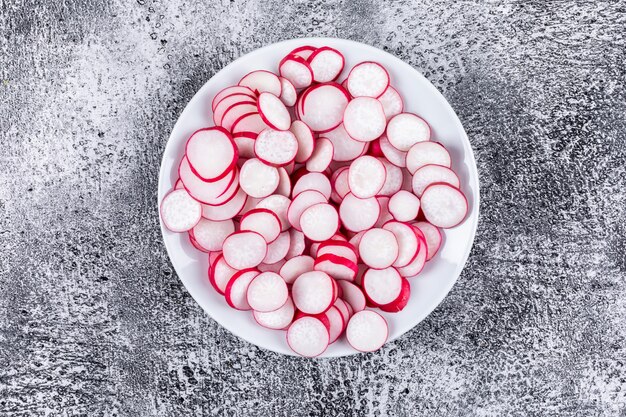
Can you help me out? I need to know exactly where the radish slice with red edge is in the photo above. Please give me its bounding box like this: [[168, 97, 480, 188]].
[[239, 208, 281, 243], [289, 45, 316, 60], [317, 240, 358, 264], [306, 137, 334, 172], [225, 269, 260, 310], [300, 203, 339, 242], [362, 266, 403, 306], [222, 231, 267, 269], [359, 228, 399, 269], [325, 124, 368, 162], [239, 70, 282, 96], [287, 316, 329, 357], [334, 299, 351, 324], [287, 189, 327, 230], [254, 129, 298, 167], [185, 127, 238, 182], [214, 96, 256, 126], [239, 158, 279, 198], [212, 86, 255, 111], [420, 183, 468, 228], [246, 272, 288, 312], [256, 194, 291, 232], [339, 193, 380, 232], [412, 164, 460, 197], [220, 103, 259, 131], [314, 254, 358, 281], [257, 92, 291, 131], [348, 155, 386, 199], [413, 221, 442, 260], [254, 297, 295, 330], [382, 221, 420, 268], [388, 190, 420, 222], [292, 172, 332, 200], [378, 86, 403, 119], [343, 97, 387, 142], [188, 231, 208, 253], [210, 254, 237, 295], [160, 189, 202, 232], [278, 77, 297, 106], [346, 62, 390, 98], [325, 306, 345, 343], [406, 141, 451, 174], [338, 281, 366, 313], [346, 310, 388, 352], [379, 134, 407, 167], [300, 83, 350, 132], [386, 113, 431, 152], [279, 54, 313, 89], [275, 167, 292, 198], [378, 277, 410, 312], [377, 159, 403, 196], [286, 228, 306, 259], [231, 112, 270, 135], [397, 227, 427, 277], [374, 196, 393, 228], [263, 231, 291, 264], [307, 46, 345, 83], [279, 255, 314, 284], [330, 166, 350, 204], [292, 271, 335, 314], [232, 132, 257, 159], [289, 120, 315, 163], [191, 218, 235, 251]]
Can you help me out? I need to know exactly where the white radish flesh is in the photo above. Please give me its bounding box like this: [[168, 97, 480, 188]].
[[255, 194, 291, 232], [246, 272, 288, 313], [289, 120, 315, 163], [286, 228, 306, 259], [378, 86, 403, 120], [254, 297, 295, 330], [414, 221, 442, 260], [325, 306, 345, 343], [348, 156, 386, 199], [239, 70, 282, 96], [191, 218, 235, 251], [308, 47, 345, 83], [377, 159, 403, 196], [306, 137, 334, 173], [386, 113, 431, 151], [222, 231, 267, 269], [346, 310, 388, 352], [411, 164, 460, 197], [279, 55, 313, 89], [233, 132, 257, 159], [388, 190, 420, 222], [379, 134, 407, 167], [362, 267, 403, 305], [254, 129, 298, 167], [287, 316, 329, 357], [420, 183, 468, 228], [339, 193, 380, 232], [300, 203, 339, 242], [406, 141, 451, 174], [263, 231, 291, 264], [211, 254, 238, 294], [160, 189, 202, 232], [325, 124, 368, 162], [347, 62, 390, 98], [257, 92, 291, 131], [292, 172, 332, 200], [359, 228, 399, 269], [186, 127, 237, 182], [300, 83, 350, 132], [212, 86, 255, 111], [287, 190, 328, 231], [239, 158, 279, 198], [279, 255, 314, 284], [292, 271, 335, 314], [337, 281, 366, 312], [278, 77, 297, 106], [239, 208, 281, 243], [331, 166, 351, 204], [231, 112, 270, 135], [314, 254, 358, 281], [383, 221, 419, 268], [343, 97, 387, 142], [225, 269, 260, 310]]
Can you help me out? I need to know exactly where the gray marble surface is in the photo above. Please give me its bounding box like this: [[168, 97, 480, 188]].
[[1, 1, 625, 416]]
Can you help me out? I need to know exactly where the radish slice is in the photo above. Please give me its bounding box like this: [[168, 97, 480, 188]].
[[239, 70, 282, 96], [397, 234, 427, 278], [339, 193, 380, 232], [330, 168, 350, 204], [185, 127, 238, 182], [325, 124, 368, 162], [338, 281, 366, 312], [290, 45, 317, 60], [179, 157, 239, 206], [306, 137, 334, 172], [214, 95, 256, 125], [239, 158, 279, 198], [258, 260, 286, 273], [292, 172, 332, 200], [362, 266, 403, 305], [231, 112, 270, 135], [246, 272, 288, 312], [420, 183, 468, 228], [279, 54, 314, 89], [210, 254, 237, 295], [292, 271, 335, 314], [406, 141, 451, 174], [308, 47, 345, 83], [314, 254, 358, 281], [275, 167, 292, 197], [359, 228, 399, 269], [388, 190, 420, 222], [239, 196, 262, 216], [257, 92, 291, 131], [386, 113, 431, 151], [411, 164, 460, 197], [254, 129, 298, 167], [378, 277, 410, 312], [256, 194, 291, 231], [191, 218, 235, 251], [377, 159, 403, 196], [240, 208, 281, 243], [383, 221, 419, 268], [289, 120, 315, 163], [343, 97, 387, 142], [287, 316, 329, 357], [348, 156, 386, 199], [160, 189, 202, 232], [300, 83, 350, 132], [286, 228, 306, 259], [346, 62, 390, 98], [414, 221, 442, 260], [325, 306, 345, 343], [220, 103, 259, 132], [212, 86, 255, 111], [378, 86, 403, 119], [254, 297, 295, 330], [317, 240, 358, 264], [346, 310, 388, 352], [374, 196, 393, 228], [225, 269, 260, 310], [287, 190, 327, 230], [222, 231, 267, 269], [300, 203, 339, 242], [379, 134, 407, 167], [334, 299, 351, 323], [188, 232, 208, 253], [279, 255, 314, 284], [263, 231, 291, 264], [278, 77, 297, 106], [233, 132, 257, 159]]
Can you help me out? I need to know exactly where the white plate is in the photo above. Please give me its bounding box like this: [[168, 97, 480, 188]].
[[158, 38, 479, 357]]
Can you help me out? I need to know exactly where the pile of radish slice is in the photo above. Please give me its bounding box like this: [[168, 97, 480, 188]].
[[160, 44, 469, 357]]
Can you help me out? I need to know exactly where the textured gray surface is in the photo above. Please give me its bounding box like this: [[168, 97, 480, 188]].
[[1, 0, 626, 415]]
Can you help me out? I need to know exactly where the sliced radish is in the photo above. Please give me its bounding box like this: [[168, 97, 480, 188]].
[[254, 297, 295, 330], [279, 255, 314, 284], [239, 195, 262, 216], [254, 129, 298, 167], [388, 190, 420, 222], [339, 193, 380, 232], [346, 310, 388, 352], [287, 189, 327, 231], [325, 306, 345, 343], [374, 196, 393, 228], [233, 132, 257, 159], [292, 271, 335, 314], [314, 254, 358, 281], [220, 103, 259, 132], [210, 254, 238, 295], [307, 47, 345, 83], [294, 310, 331, 332], [258, 259, 286, 273], [222, 231, 267, 269], [239, 208, 281, 243], [386, 113, 431, 151], [412, 164, 460, 197], [382, 221, 419, 268], [300, 83, 350, 132], [414, 221, 442, 260], [160, 189, 202, 232], [362, 266, 403, 306], [188, 232, 208, 253], [324, 124, 368, 162], [290, 45, 316, 60], [378, 86, 403, 120], [379, 134, 407, 167], [292, 172, 332, 200], [212, 86, 255, 111], [306, 137, 334, 172], [185, 127, 237, 182], [275, 167, 291, 197], [343, 97, 386, 142], [397, 228, 427, 277], [378, 277, 410, 312], [214, 95, 256, 126], [377, 159, 403, 196], [420, 183, 468, 228], [330, 166, 350, 204], [348, 230, 365, 258], [239, 70, 282, 96], [255, 194, 290, 231], [346, 62, 390, 98], [246, 272, 288, 312], [289, 120, 315, 163], [348, 156, 386, 199], [278, 77, 297, 106], [179, 158, 239, 206], [286, 228, 306, 259], [257, 92, 291, 131], [239, 158, 279, 198], [334, 299, 351, 323], [359, 228, 399, 269], [287, 316, 329, 357], [263, 231, 291, 264], [231, 112, 270, 135], [279, 54, 314, 89], [225, 269, 260, 310], [338, 281, 366, 313], [406, 141, 451, 174], [317, 240, 358, 264], [300, 203, 339, 242], [191, 218, 235, 251]]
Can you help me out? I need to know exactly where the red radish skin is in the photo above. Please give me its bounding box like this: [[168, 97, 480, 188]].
[[343, 97, 387, 142], [317, 240, 358, 264], [254, 297, 295, 330], [239, 158, 279, 198], [306, 137, 334, 173], [406, 141, 451, 174], [339, 193, 380, 232], [307, 46, 345, 83], [368, 139, 384, 157], [359, 228, 399, 269], [239, 70, 282, 96], [386, 113, 431, 152], [239, 208, 282, 243], [233, 132, 257, 159], [212, 86, 255, 111], [279, 54, 314, 89], [246, 272, 289, 313], [225, 269, 260, 310], [257, 92, 291, 131], [191, 218, 235, 251], [314, 253, 358, 281], [210, 254, 238, 295], [222, 231, 268, 269], [254, 129, 298, 167], [279, 255, 315, 284], [420, 183, 468, 228], [300, 203, 339, 242], [256, 194, 291, 232], [174, 179, 184, 189], [414, 221, 443, 260], [292, 271, 335, 315], [299, 83, 350, 133], [378, 277, 410, 313], [337, 281, 366, 312], [412, 164, 460, 197], [346, 62, 390, 98], [346, 310, 388, 352], [160, 189, 202, 233], [289, 120, 316, 163], [185, 127, 238, 183], [287, 316, 330, 357], [388, 190, 420, 222], [289, 45, 317, 60]]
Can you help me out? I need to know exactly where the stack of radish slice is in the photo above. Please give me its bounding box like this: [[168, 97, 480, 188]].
[[160, 44, 469, 357]]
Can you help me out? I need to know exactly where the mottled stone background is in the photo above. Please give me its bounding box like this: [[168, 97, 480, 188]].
[[1, 0, 625, 416]]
